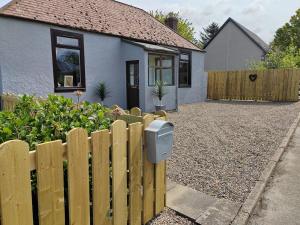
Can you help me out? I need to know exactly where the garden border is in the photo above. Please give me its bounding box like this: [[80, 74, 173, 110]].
[[231, 112, 300, 225]]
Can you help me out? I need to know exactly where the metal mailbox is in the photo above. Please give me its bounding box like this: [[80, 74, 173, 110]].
[[144, 120, 174, 163]]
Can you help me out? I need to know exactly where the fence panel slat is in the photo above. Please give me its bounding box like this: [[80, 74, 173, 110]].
[[91, 130, 112, 225], [111, 120, 127, 225], [67, 128, 90, 225], [128, 122, 143, 225], [130, 107, 142, 116], [36, 140, 65, 225], [142, 115, 155, 224], [0, 140, 33, 225]]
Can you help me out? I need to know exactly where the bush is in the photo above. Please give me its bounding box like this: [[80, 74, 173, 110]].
[[0, 94, 113, 224], [0, 94, 112, 150]]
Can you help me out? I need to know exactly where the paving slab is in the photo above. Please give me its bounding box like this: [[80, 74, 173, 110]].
[[166, 181, 241, 225]]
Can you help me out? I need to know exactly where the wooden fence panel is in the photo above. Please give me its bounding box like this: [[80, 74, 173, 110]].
[[67, 128, 90, 225], [91, 130, 112, 225], [36, 140, 65, 225], [111, 120, 128, 225], [207, 69, 300, 102], [128, 123, 143, 225], [0, 111, 168, 225], [0, 140, 33, 225]]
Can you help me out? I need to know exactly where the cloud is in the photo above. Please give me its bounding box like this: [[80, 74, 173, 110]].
[[242, 0, 265, 15]]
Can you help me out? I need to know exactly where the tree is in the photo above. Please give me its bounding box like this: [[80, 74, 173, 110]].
[[200, 22, 219, 46], [272, 8, 300, 51], [150, 10, 197, 45], [250, 8, 300, 70]]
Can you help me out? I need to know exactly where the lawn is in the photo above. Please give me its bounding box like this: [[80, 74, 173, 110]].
[[150, 100, 300, 224]]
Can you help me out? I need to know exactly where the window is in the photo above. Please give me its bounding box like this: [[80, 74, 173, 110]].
[[149, 54, 174, 86], [51, 29, 86, 92], [179, 53, 191, 88]]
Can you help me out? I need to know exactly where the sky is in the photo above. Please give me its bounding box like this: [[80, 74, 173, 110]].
[[0, 0, 299, 44], [118, 0, 300, 44]]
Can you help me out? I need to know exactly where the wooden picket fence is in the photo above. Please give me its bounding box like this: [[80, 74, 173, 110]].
[[0, 111, 168, 225], [207, 69, 300, 101]]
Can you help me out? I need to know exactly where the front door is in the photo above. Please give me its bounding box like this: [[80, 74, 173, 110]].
[[126, 61, 139, 109]]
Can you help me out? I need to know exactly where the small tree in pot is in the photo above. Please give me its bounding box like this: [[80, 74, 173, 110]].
[[97, 82, 110, 105], [152, 80, 167, 111]]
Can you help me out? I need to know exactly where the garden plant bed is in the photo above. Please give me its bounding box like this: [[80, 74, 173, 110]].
[[150, 100, 300, 224]]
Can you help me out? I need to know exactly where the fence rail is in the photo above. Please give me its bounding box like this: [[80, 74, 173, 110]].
[[0, 113, 167, 225], [207, 69, 300, 101]]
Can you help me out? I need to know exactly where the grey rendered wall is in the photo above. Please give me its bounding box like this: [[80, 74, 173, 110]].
[[0, 17, 126, 107], [144, 53, 177, 112], [204, 21, 265, 71], [121, 42, 146, 111], [178, 51, 207, 104]]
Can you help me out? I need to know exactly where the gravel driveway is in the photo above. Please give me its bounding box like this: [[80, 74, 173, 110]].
[[149, 100, 300, 224]]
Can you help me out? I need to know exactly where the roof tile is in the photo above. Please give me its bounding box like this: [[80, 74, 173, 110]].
[[0, 0, 201, 51]]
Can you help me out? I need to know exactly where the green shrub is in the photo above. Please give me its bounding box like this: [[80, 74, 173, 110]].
[[0, 94, 113, 224], [0, 94, 112, 150]]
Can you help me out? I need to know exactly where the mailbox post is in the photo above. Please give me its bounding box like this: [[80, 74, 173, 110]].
[[144, 120, 174, 163]]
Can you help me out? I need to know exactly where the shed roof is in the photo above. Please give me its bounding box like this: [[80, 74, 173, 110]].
[[204, 17, 269, 53]]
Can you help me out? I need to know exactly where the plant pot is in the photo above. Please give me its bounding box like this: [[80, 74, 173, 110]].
[[155, 105, 166, 111]]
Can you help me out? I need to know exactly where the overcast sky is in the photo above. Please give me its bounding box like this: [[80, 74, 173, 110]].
[[118, 0, 300, 44], [1, 0, 299, 43]]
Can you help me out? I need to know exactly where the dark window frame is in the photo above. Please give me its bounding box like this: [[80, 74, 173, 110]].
[[148, 54, 175, 86], [50, 29, 86, 92], [178, 51, 192, 88]]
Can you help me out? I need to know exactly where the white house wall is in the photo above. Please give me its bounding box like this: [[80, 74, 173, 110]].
[[0, 17, 126, 107], [178, 51, 207, 104], [121, 42, 146, 111], [204, 21, 265, 71]]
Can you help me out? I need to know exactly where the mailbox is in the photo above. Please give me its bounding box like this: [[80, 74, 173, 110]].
[[144, 120, 174, 163]]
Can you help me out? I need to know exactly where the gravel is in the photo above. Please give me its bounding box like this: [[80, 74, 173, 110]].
[[167, 100, 300, 203], [149, 209, 197, 225]]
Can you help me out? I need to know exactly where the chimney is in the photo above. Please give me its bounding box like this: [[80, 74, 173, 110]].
[[165, 16, 178, 32]]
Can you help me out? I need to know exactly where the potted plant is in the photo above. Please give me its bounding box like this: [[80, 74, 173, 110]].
[[97, 82, 110, 105], [152, 80, 167, 111]]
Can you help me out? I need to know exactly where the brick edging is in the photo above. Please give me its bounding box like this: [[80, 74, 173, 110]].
[[231, 112, 300, 225]]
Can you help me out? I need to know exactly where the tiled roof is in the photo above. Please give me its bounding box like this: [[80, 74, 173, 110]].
[[0, 0, 201, 51]]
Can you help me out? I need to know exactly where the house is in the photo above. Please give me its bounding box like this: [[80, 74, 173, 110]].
[[0, 0, 207, 112], [204, 17, 269, 71]]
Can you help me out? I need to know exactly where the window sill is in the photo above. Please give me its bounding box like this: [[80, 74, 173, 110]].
[[54, 87, 86, 93], [178, 85, 192, 88]]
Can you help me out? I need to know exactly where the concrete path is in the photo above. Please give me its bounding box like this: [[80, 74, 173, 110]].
[[248, 126, 300, 225], [167, 180, 241, 225]]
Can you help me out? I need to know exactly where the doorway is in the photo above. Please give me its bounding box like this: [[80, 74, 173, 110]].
[[126, 60, 139, 109]]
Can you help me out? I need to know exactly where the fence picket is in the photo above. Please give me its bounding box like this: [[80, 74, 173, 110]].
[[36, 140, 65, 225], [0, 140, 33, 225], [67, 128, 90, 225], [128, 122, 143, 225], [91, 130, 112, 225], [111, 120, 128, 225]]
